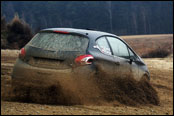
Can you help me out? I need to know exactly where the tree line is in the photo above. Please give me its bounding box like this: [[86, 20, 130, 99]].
[[1, 1, 173, 35]]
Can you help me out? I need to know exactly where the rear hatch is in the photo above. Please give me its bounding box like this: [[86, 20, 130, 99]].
[[24, 31, 89, 69]]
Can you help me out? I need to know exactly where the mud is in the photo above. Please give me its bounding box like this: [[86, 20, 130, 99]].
[[2, 70, 159, 107], [2, 75, 103, 105], [94, 72, 159, 106]]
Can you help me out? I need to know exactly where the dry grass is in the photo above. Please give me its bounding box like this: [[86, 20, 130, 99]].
[[141, 48, 170, 58], [121, 34, 173, 57]]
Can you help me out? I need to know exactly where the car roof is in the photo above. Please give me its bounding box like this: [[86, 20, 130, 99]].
[[42, 28, 118, 39]]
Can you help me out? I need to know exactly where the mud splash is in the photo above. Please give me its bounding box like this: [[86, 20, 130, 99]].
[[95, 73, 160, 106], [1, 72, 159, 106]]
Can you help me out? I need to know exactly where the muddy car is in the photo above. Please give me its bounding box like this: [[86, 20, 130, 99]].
[[12, 28, 150, 86]]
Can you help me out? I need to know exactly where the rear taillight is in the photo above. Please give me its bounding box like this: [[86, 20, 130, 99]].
[[19, 48, 26, 58], [75, 54, 94, 65]]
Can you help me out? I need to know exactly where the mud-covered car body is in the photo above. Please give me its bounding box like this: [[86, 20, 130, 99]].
[[12, 28, 150, 85]]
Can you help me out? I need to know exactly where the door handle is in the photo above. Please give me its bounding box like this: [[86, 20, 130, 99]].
[[115, 62, 120, 65]]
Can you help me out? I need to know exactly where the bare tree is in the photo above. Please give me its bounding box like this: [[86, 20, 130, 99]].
[[141, 7, 147, 34], [7, 13, 33, 49], [1, 15, 6, 30], [131, 12, 138, 34], [107, 1, 113, 33]]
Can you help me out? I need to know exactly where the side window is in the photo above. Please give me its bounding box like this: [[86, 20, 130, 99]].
[[128, 48, 135, 57], [96, 37, 112, 55], [106, 36, 129, 59], [128, 48, 139, 60]]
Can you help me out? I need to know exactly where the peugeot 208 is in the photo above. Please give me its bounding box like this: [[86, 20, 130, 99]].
[[12, 28, 150, 86]]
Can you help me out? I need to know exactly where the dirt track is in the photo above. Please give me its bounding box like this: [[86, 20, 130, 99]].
[[1, 50, 173, 115]]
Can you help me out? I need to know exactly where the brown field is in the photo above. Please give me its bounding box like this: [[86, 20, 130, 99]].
[[1, 34, 173, 115], [121, 34, 173, 56]]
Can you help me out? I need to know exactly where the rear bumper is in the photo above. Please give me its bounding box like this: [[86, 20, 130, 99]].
[[12, 58, 96, 86]]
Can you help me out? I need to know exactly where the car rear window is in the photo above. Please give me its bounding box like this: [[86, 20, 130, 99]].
[[28, 32, 89, 51]]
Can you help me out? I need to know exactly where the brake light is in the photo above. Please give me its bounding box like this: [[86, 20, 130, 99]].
[[53, 30, 69, 34], [19, 48, 26, 58], [75, 54, 94, 65]]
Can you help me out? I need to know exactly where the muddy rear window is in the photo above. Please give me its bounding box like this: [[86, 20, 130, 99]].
[[28, 32, 89, 51]]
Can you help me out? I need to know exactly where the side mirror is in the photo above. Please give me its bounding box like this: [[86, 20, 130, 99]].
[[129, 57, 134, 64]]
